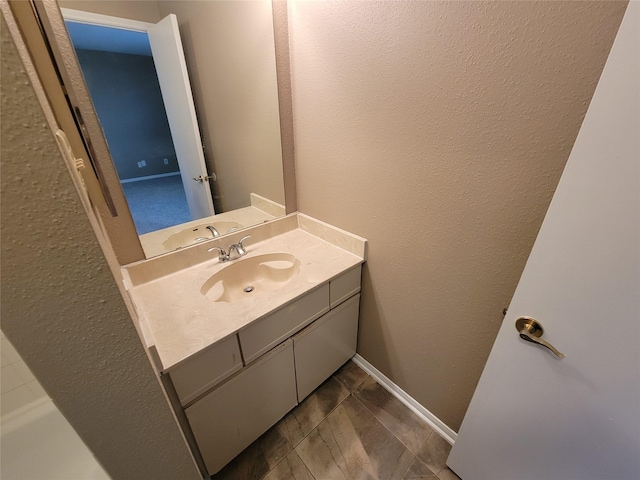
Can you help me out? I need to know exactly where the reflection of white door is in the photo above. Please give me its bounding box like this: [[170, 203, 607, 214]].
[[61, 9, 215, 221], [447, 4, 638, 480], [148, 14, 215, 220]]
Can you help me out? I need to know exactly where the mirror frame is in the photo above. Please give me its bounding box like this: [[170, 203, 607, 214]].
[[33, 0, 296, 265]]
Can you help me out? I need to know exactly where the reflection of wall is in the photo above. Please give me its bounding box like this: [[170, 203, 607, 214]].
[[1, 17, 199, 478], [158, 1, 285, 212], [58, 0, 161, 23], [289, 1, 627, 431], [76, 49, 180, 180]]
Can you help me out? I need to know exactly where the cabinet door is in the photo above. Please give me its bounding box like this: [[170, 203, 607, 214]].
[[185, 340, 297, 475], [294, 294, 360, 402]]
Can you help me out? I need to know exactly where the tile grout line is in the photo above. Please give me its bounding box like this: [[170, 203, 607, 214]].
[[259, 362, 448, 480], [283, 379, 352, 449], [297, 365, 418, 478], [260, 376, 355, 480], [343, 360, 459, 479], [331, 369, 423, 479], [349, 382, 433, 454], [270, 366, 376, 479], [349, 389, 438, 479]]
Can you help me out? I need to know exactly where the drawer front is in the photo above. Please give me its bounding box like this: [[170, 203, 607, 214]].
[[330, 265, 362, 308], [239, 284, 330, 363], [294, 294, 360, 402], [170, 334, 243, 406], [186, 340, 297, 475]]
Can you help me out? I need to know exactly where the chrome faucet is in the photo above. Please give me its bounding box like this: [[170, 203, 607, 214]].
[[206, 225, 220, 238], [207, 235, 251, 262]]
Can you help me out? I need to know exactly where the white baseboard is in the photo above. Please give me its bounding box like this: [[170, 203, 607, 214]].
[[352, 354, 457, 445], [120, 171, 180, 184]]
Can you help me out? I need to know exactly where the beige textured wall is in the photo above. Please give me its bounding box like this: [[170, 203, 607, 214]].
[[0, 15, 199, 479], [289, 1, 627, 430], [158, 0, 285, 212]]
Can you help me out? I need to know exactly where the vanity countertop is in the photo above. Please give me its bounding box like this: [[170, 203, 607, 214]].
[[122, 214, 367, 371]]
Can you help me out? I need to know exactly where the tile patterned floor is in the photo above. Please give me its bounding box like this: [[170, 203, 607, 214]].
[[212, 361, 460, 480]]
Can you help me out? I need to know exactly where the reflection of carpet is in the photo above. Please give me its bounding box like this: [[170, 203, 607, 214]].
[[121, 174, 191, 235]]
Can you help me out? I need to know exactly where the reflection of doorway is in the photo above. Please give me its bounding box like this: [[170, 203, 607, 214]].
[[66, 21, 190, 234], [63, 9, 217, 236]]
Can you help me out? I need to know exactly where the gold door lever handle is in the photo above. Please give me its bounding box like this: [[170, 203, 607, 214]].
[[515, 317, 566, 359]]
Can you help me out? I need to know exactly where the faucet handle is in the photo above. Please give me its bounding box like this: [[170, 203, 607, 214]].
[[234, 235, 251, 256], [207, 246, 228, 262]]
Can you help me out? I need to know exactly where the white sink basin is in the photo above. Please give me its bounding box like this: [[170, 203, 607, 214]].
[[201, 253, 300, 303], [162, 222, 243, 250]]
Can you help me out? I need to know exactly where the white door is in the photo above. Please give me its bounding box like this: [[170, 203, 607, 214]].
[[148, 14, 215, 220], [447, 3, 639, 480]]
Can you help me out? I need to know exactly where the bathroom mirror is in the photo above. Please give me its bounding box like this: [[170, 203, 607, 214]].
[[56, 0, 289, 258]]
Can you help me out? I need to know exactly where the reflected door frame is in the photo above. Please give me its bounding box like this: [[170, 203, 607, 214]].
[[61, 8, 216, 222]]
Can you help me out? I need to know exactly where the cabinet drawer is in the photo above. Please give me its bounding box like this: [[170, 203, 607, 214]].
[[294, 294, 360, 401], [186, 340, 297, 475], [170, 334, 242, 406], [239, 284, 329, 363], [330, 265, 362, 308]]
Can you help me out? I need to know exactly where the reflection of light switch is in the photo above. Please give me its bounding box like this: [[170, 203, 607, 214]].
[[163, 158, 169, 165]]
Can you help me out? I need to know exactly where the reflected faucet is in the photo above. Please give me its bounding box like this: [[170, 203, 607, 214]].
[[206, 225, 220, 238]]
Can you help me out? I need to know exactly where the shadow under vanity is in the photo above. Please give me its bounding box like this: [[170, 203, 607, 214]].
[[122, 213, 367, 476]]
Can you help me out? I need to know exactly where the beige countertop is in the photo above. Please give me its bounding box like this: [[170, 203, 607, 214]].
[[123, 214, 366, 372]]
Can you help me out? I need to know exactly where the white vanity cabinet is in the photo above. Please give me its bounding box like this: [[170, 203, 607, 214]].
[[172, 264, 362, 475], [185, 340, 297, 475], [123, 215, 368, 476]]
